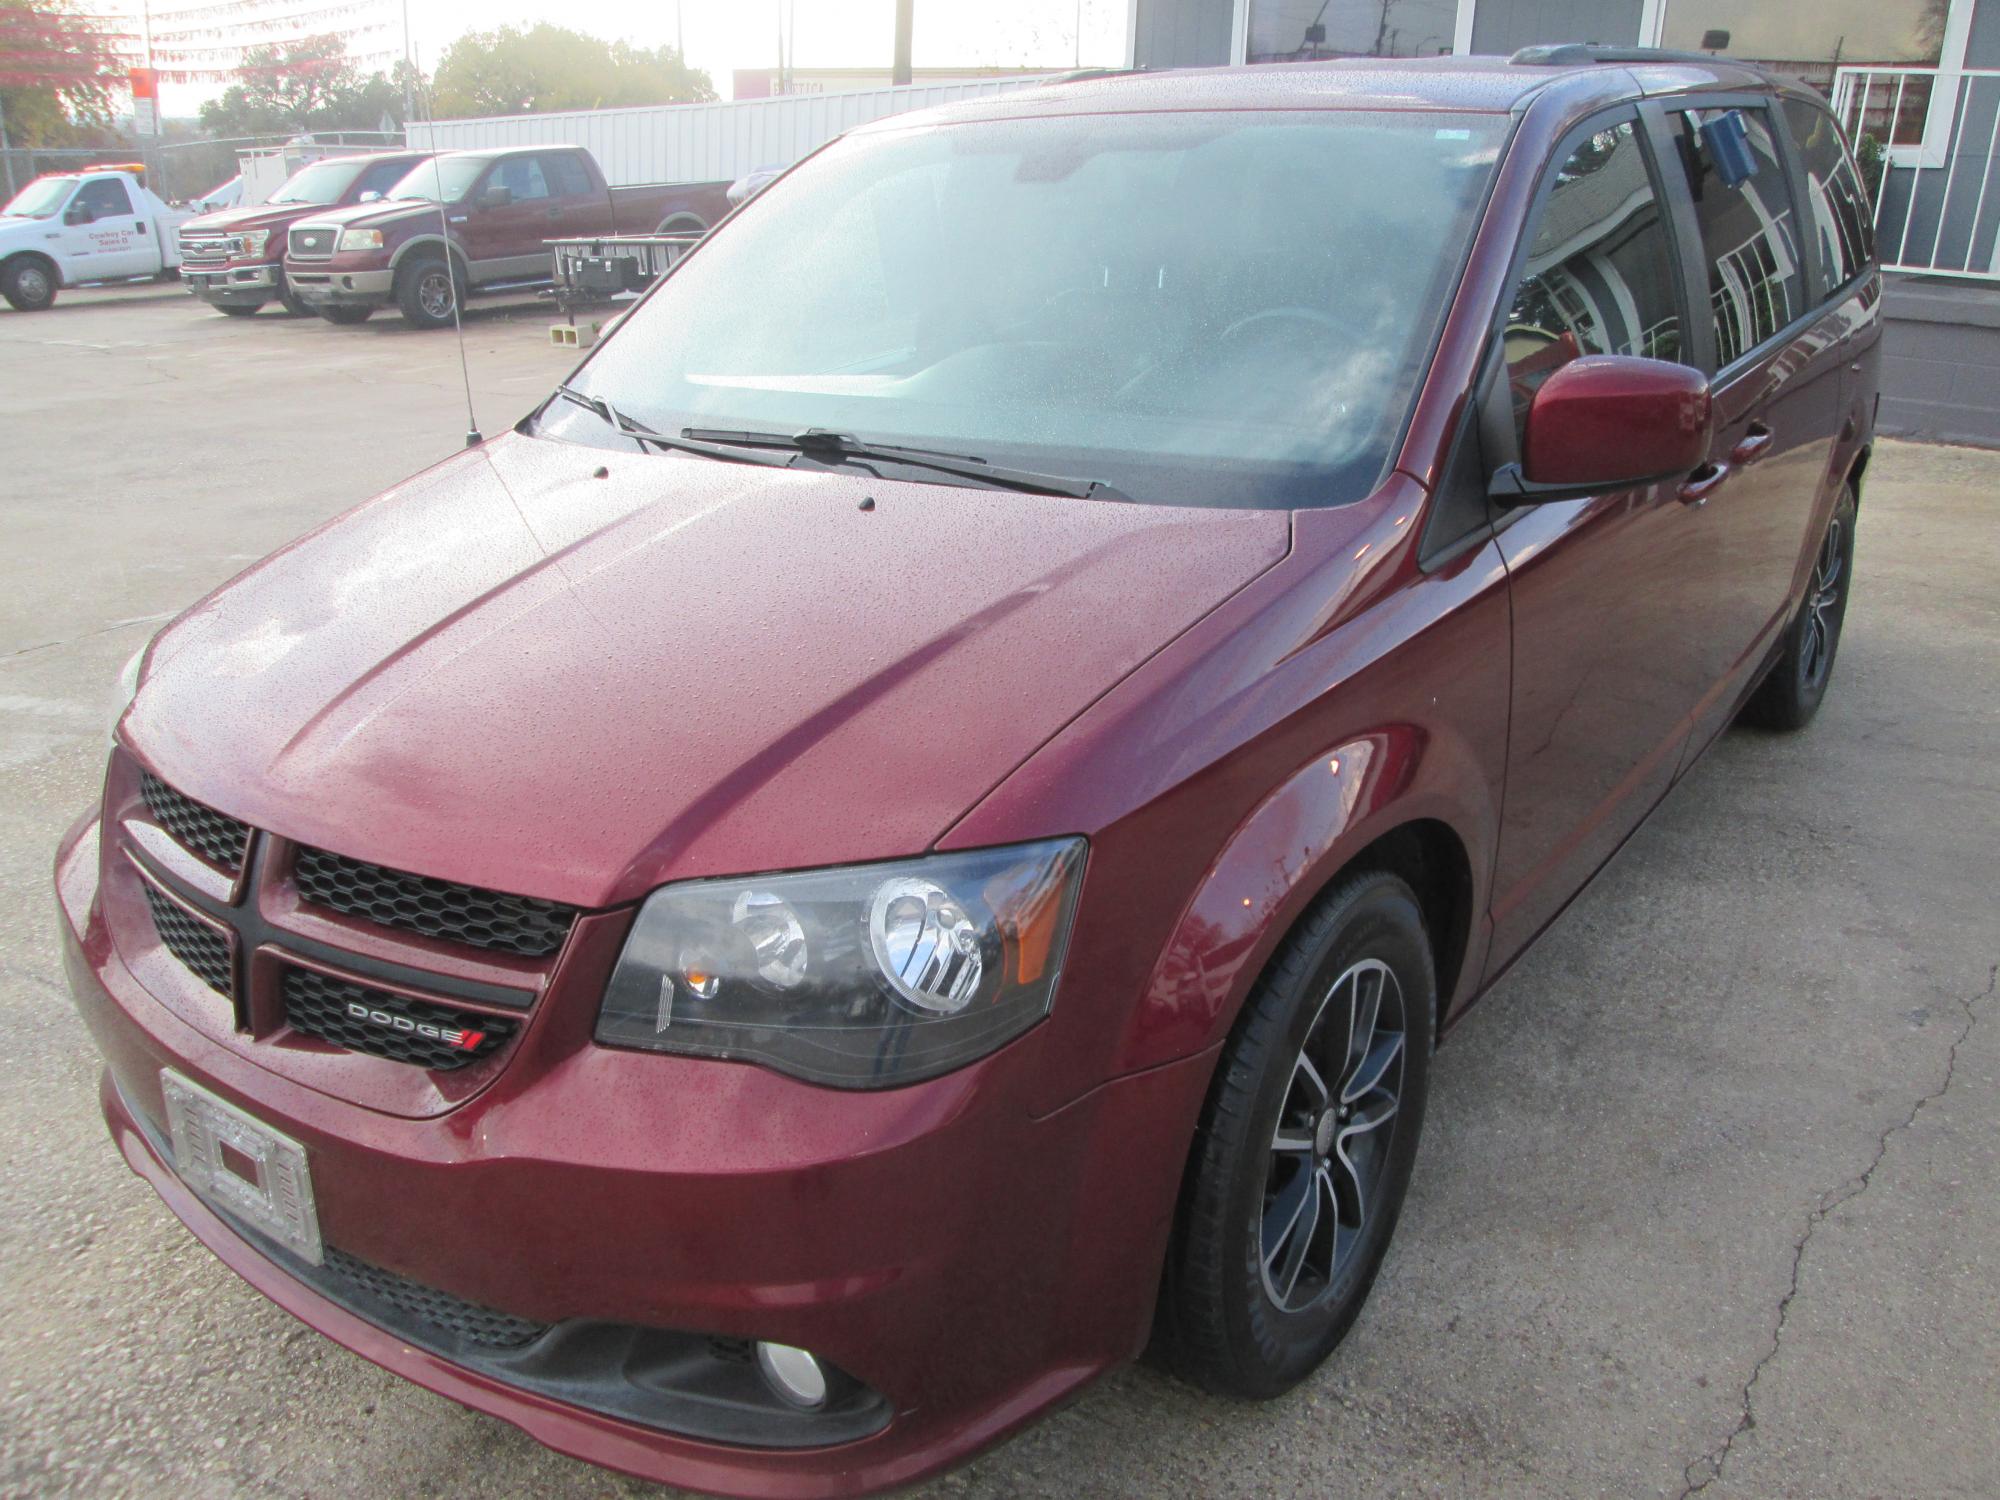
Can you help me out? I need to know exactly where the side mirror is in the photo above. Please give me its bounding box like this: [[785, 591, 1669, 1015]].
[[65, 201, 95, 225], [358, 189, 381, 202], [1491, 354, 1712, 503], [478, 184, 513, 209]]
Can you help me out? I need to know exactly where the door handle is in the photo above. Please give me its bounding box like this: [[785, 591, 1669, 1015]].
[[1729, 423, 1774, 466], [1678, 462, 1729, 506]]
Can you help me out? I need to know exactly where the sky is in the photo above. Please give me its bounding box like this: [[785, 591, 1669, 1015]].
[[130, 0, 1132, 118]]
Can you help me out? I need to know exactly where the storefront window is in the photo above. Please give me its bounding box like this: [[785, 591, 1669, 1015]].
[[1246, 0, 1459, 63], [1659, 0, 1948, 142]]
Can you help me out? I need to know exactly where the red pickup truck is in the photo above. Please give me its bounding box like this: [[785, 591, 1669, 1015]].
[[283, 145, 730, 328], [177, 151, 434, 318]]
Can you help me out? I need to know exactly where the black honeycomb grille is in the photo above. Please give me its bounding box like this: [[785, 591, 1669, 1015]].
[[293, 846, 576, 958], [322, 1247, 549, 1349], [142, 883, 233, 998], [282, 967, 516, 1071], [140, 773, 250, 873]]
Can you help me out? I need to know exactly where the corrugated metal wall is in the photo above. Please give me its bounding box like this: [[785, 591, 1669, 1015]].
[[406, 77, 1056, 187]]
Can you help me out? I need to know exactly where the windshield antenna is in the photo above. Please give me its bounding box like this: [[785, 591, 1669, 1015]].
[[416, 85, 480, 447]]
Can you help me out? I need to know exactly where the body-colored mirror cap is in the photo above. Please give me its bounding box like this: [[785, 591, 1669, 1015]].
[[1523, 354, 1713, 488]]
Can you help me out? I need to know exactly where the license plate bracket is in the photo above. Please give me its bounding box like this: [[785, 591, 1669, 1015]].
[[161, 1070, 322, 1265]]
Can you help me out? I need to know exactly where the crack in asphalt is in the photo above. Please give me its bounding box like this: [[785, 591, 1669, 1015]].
[[1677, 960, 1998, 1498]]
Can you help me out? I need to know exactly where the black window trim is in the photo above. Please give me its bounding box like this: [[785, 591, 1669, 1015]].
[[1421, 100, 1697, 569], [1650, 91, 1826, 383]]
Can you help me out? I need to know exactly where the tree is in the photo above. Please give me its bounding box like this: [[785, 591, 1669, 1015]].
[[431, 25, 714, 118], [196, 37, 418, 137], [0, 0, 125, 146]]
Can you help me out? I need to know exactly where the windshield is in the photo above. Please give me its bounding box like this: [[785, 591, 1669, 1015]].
[[559, 110, 1505, 508], [389, 156, 488, 203], [2, 177, 76, 220], [268, 159, 364, 206]]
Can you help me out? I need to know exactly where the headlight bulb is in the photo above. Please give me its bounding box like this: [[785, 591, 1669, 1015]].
[[731, 890, 808, 991], [868, 877, 985, 1014]]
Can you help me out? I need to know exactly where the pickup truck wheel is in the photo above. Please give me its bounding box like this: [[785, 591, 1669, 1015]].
[[396, 253, 464, 329], [1739, 484, 1858, 732], [2, 255, 58, 312], [319, 306, 373, 325], [216, 303, 262, 318], [1159, 870, 1433, 1399], [276, 276, 312, 317]]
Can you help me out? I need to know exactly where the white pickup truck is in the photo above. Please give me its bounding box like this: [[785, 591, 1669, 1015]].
[[0, 168, 192, 311]]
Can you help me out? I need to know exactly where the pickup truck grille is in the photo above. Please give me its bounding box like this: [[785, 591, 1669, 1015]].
[[288, 225, 337, 260], [178, 233, 238, 269]]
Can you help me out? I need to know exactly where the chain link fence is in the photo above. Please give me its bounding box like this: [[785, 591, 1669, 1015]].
[[2, 132, 405, 208]]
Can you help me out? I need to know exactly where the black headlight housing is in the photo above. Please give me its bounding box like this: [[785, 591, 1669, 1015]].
[[595, 838, 1086, 1088]]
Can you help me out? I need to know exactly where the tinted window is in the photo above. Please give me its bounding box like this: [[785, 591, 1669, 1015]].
[[269, 159, 366, 206], [1781, 99, 1874, 290], [355, 158, 417, 199], [1504, 121, 1684, 440], [77, 178, 133, 217], [1673, 107, 1805, 366], [543, 152, 593, 197], [565, 111, 1508, 510], [495, 156, 550, 202]]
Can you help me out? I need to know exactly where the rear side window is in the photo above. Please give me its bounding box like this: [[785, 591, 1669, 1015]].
[[1780, 99, 1875, 291], [77, 178, 133, 217], [1504, 121, 1685, 441], [543, 153, 593, 197], [1672, 107, 1805, 366]]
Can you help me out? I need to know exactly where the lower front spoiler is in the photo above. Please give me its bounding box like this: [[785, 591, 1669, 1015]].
[[98, 1072, 1107, 1499]]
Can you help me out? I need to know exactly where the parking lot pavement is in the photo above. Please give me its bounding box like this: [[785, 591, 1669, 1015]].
[[2, 286, 1996, 1500]]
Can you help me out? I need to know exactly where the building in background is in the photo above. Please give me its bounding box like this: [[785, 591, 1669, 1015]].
[[1128, 0, 2000, 444], [734, 65, 1054, 98]]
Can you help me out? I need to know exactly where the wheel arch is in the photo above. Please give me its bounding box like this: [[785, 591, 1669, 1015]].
[[1845, 443, 1871, 505], [2, 249, 62, 290], [387, 234, 468, 279], [654, 211, 708, 235], [1123, 727, 1491, 1086]]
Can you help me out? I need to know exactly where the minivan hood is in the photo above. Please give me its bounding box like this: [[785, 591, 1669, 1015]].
[[126, 432, 1290, 909]]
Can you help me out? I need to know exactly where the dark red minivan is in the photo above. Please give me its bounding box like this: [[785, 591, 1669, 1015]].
[[58, 48, 1878, 1498]]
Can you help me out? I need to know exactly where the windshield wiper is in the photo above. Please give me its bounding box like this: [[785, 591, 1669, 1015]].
[[680, 426, 1128, 500], [553, 387, 789, 468]]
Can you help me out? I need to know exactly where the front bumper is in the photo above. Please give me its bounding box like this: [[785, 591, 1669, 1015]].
[[184, 263, 280, 306], [282, 266, 394, 309], [55, 810, 1210, 1497]]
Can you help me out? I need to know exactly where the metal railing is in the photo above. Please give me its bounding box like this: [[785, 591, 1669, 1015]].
[[1832, 65, 2000, 280]]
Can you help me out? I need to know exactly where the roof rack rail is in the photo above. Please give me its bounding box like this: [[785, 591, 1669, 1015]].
[[1509, 43, 1754, 68]]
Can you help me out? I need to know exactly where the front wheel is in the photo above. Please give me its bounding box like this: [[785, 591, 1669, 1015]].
[[276, 274, 312, 318], [319, 305, 373, 325], [395, 253, 463, 329], [1160, 870, 1434, 1398], [1739, 484, 1857, 731], [1, 256, 57, 311], [215, 302, 262, 318]]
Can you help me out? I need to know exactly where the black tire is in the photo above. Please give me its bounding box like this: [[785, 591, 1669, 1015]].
[[216, 303, 262, 318], [1, 255, 58, 311], [395, 253, 464, 329], [319, 305, 374, 325], [1160, 870, 1434, 1399], [276, 275, 312, 318], [1739, 484, 1858, 731]]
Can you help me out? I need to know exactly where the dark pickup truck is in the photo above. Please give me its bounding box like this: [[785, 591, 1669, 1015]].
[[283, 145, 731, 328], [177, 151, 434, 318]]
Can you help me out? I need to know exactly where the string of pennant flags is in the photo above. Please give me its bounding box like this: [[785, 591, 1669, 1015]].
[[12, 0, 404, 86]]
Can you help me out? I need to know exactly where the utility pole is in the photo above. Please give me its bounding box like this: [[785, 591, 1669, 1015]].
[[400, 0, 414, 137], [0, 98, 15, 200], [893, 0, 913, 86]]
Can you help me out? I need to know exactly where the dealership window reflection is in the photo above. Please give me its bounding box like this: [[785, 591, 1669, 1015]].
[[1246, 0, 1458, 62]]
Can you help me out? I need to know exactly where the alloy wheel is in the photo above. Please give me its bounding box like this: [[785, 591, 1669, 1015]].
[[1259, 957, 1407, 1313], [1801, 515, 1845, 692], [418, 269, 454, 320]]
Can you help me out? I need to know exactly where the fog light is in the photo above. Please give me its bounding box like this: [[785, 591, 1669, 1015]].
[[755, 1341, 828, 1409]]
